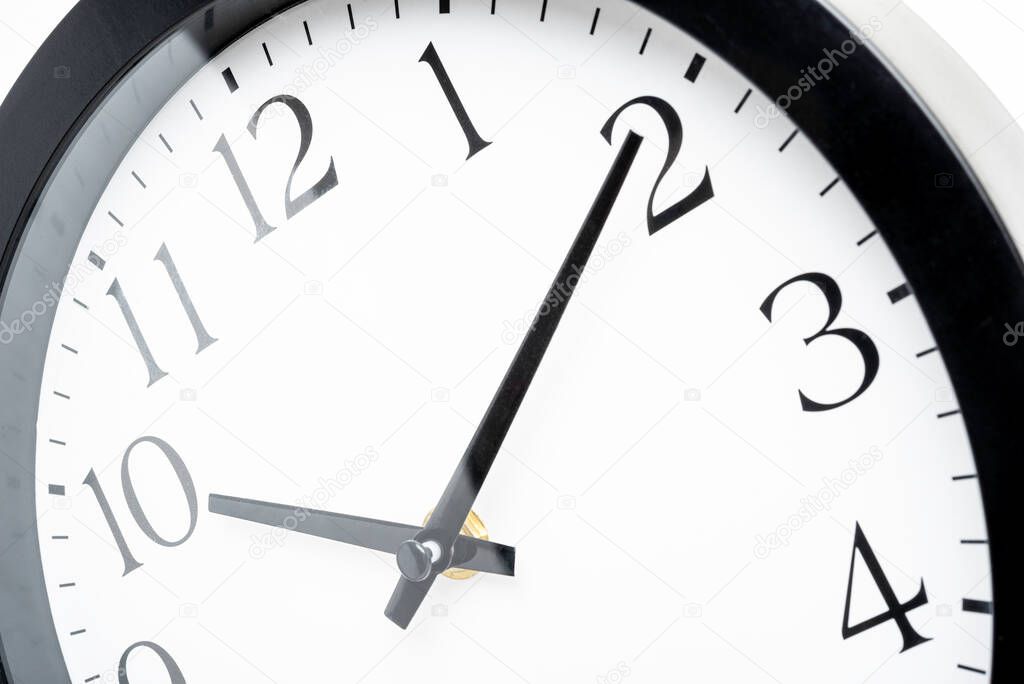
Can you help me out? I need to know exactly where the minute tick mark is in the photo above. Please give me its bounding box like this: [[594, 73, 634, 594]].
[[684, 53, 706, 83], [820, 177, 840, 196], [222, 67, 240, 93], [87, 251, 106, 270], [640, 28, 652, 55], [962, 599, 993, 614], [779, 130, 799, 152], [590, 8, 601, 35], [856, 231, 877, 246], [887, 283, 912, 304], [735, 88, 752, 113], [957, 664, 986, 675]]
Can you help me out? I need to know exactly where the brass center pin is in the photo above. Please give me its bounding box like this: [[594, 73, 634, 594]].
[[423, 509, 489, 580]]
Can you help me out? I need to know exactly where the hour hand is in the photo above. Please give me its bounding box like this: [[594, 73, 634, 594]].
[[209, 494, 515, 577]]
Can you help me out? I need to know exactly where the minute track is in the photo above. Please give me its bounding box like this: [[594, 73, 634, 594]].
[[0, 0, 1012, 682]]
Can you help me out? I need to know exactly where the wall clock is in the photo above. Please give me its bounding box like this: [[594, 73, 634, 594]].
[[0, 0, 1019, 681]]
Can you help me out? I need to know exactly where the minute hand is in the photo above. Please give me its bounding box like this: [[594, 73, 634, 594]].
[[384, 131, 646, 628]]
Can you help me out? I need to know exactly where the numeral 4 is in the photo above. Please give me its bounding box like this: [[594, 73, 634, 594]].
[[842, 523, 931, 653]]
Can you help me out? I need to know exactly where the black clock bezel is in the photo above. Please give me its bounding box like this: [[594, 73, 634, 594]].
[[0, 0, 1018, 681]]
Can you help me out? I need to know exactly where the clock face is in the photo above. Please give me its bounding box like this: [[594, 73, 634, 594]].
[[0, 0, 1002, 682]]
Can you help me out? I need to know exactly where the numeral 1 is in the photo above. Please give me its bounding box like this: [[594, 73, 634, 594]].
[[108, 243, 216, 387], [420, 42, 492, 160]]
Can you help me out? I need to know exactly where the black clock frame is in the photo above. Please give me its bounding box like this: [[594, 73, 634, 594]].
[[0, 0, 1018, 681]]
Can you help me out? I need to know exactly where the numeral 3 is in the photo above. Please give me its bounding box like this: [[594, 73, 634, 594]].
[[761, 272, 880, 411]]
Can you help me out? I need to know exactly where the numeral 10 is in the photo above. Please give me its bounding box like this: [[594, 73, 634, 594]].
[[82, 436, 198, 576]]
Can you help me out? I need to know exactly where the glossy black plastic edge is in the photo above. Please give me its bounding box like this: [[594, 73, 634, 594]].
[[0, 0, 1018, 680]]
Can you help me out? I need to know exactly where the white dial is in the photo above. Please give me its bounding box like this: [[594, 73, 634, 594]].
[[31, 0, 991, 681]]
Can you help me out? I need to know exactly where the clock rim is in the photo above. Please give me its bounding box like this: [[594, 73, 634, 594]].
[[0, 0, 1018, 681]]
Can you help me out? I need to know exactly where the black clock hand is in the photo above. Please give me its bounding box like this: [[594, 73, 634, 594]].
[[383, 131, 646, 628], [209, 494, 515, 577]]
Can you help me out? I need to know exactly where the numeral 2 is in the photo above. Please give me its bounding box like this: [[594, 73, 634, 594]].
[[83, 437, 198, 576], [760, 272, 879, 411], [600, 96, 715, 235], [214, 94, 338, 241], [108, 244, 216, 387], [842, 523, 931, 653]]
